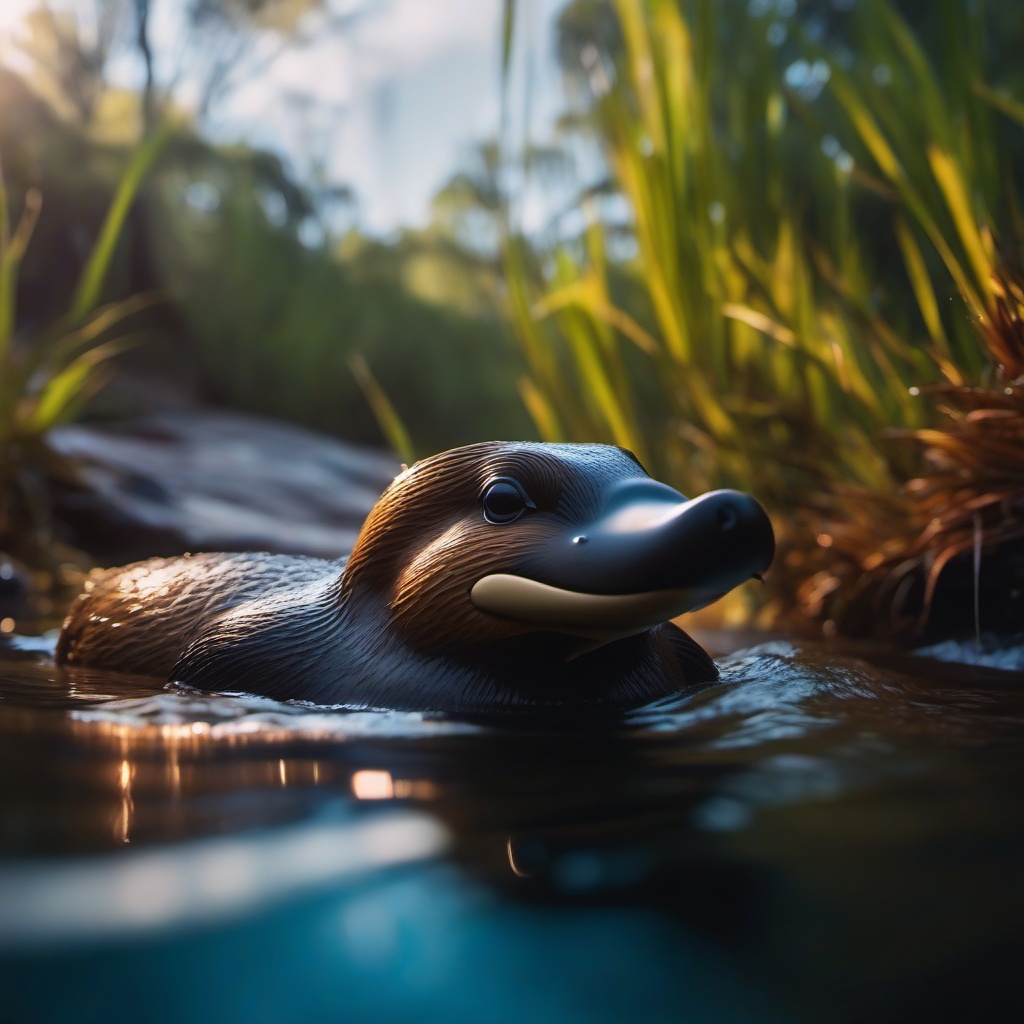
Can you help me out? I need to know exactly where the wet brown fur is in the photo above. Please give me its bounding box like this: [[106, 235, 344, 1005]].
[[342, 442, 599, 651], [57, 552, 339, 676]]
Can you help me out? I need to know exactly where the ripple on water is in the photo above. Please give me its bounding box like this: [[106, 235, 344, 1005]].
[[2, 635, 1024, 1022], [68, 691, 484, 740]]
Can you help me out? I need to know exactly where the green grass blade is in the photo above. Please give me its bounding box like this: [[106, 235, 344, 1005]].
[[926, 144, 994, 305], [893, 215, 956, 376], [350, 354, 415, 465], [501, 0, 515, 85], [20, 292, 158, 383], [22, 337, 137, 434], [70, 122, 173, 323], [0, 187, 42, 368], [534, 277, 659, 356], [974, 81, 1024, 127], [517, 376, 559, 440]]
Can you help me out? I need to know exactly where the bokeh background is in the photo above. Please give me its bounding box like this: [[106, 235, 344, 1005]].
[[2, 0, 1024, 635]]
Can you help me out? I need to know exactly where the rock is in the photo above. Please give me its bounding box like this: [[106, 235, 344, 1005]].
[[48, 411, 399, 564]]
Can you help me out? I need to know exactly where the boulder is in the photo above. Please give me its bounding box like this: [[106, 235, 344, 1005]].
[[48, 411, 399, 564]]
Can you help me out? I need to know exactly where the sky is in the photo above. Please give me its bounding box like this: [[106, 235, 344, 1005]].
[[223, 0, 570, 234], [0, 0, 569, 235]]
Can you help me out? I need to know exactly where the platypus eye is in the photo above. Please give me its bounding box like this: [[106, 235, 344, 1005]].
[[482, 478, 534, 525]]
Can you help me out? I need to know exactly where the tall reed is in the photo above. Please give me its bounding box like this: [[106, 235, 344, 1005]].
[[502, 0, 1024, 629], [508, 0, 931, 497]]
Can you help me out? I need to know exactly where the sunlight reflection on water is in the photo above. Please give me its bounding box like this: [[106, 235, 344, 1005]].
[[0, 814, 445, 946], [1, 636, 1023, 1023]]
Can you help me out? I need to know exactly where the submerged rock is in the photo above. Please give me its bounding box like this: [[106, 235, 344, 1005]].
[[48, 410, 399, 563]]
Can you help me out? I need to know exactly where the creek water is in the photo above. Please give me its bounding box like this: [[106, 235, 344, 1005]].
[[0, 633, 1022, 1023]]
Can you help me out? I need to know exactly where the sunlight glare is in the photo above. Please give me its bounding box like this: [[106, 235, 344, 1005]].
[[0, 1, 34, 38], [352, 769, 394, 800]]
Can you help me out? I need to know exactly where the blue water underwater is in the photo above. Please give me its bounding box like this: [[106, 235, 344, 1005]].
[[0, 635, 1023, 1023]]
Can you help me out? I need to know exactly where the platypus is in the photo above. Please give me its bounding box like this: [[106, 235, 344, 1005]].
[[56, 442, 774, 714]]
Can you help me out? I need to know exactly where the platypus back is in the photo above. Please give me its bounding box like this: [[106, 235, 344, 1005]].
[[57, 552, 342, 678]]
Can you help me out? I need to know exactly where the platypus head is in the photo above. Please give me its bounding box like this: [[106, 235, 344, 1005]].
[[342, 442, 774, 663]]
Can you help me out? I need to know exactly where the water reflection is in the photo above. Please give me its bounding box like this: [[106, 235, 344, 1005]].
[[0, 815, 444, 946], [1, 639, 1023, 1021], [2, 639, 1024, 865]]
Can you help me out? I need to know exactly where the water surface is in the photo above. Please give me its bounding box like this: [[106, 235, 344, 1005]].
[[1, 634, 1022, 1023]]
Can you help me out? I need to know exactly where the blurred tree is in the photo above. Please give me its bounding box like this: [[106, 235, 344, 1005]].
[[7, 0, 369, 137], [13, 2, 131, 127], [168, 0, 326, 126], [431, 141, 505, 256], [554, 0, 620, 104], [432, 139, 579, 256]]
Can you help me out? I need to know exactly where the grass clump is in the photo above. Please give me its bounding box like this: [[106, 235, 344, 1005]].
[[508, 0, 930, 498], [0, 126, 168, 592], [787, 0, 1024, 635], [502, 0, 1024, 634], [799, 271, 1024, 635]]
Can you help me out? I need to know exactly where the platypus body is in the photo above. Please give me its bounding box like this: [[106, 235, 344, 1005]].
[[57, 442, 775, 714]]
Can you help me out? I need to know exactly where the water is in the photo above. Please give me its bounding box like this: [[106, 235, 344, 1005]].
[[1, 634, 1023, 1023]]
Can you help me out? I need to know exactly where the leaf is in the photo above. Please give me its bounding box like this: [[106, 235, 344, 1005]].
[[926, 144, 994, 304], [21, 337, 137, 434], [70, 121, 174, 324], [721, 303, 797, 347], [894, 217, 943, 343], [501, 0, 515, 86], [974, 81, 1024, 128], [349, 355, 415, 465], [0, 188, 42, 368], [829, 71, 904, 184], [533, 277, 660, 355], [21, 292, 160, 384], [517, 376, 561, 440]]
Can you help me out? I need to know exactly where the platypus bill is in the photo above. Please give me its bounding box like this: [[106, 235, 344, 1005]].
[[56, 442, 775, 715]]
